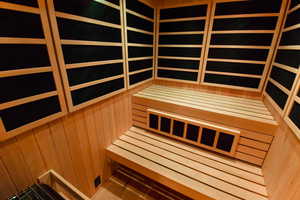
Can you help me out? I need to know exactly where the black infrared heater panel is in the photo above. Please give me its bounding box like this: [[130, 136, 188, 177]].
[[125, 0, 154, 87], [0, 1, 65, 138]]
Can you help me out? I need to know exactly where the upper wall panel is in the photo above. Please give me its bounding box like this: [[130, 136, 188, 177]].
[[124, 0, 155, 89], [201, 0, 286, 92], [47, 0, 126, 112], [263, 0, 300, 139], [156, 2, 211, 84], [0, 0, 67, 141], [264, 0, 300, 116]]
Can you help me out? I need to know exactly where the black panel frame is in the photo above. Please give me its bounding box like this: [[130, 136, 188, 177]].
[[56, 17, 122, 42], [62, 45, 123, 64], [160, 20, 205, 32], [266, 81, 288, 110], [158, 69, 198, 81], [208, 48, 269, 61], [71, 78, 125, 106], [0, 96, 61, 131], [213, 17, 278, 31], [204, 74, 261, 89], [206, 61, 264, 75], [126, 0, 154, 19], [160, 5, 207, 19], [158, 59, 200, 70], [53, 0, 121, 25], [215, 0, 282, 15], [159, 34, 203, 45], [129, 70, 153, 85]]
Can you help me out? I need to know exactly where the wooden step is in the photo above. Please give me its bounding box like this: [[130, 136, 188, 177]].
[[106, 127, 268, 200], [133, 85, 278, 134]]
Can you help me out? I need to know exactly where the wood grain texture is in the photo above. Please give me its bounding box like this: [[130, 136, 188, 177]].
[[106, 127, 269, 200], [263, 96, 300, 200], [0, 81, 151, 199]]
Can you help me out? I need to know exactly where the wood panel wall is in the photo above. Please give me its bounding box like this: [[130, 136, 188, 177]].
[[123, 0, 156, 89], [0, 0, 67, 141], [264, 0, 300, 117], [201, 0, 288, 92], [0, 81, 151, 200], [263, 97, 300, 200], [155, 0, 211, 83]]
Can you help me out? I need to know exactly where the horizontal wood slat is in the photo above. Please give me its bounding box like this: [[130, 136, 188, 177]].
[[107, 127, 269, 200], [131, 85, 275, 165], [133, 85, 278, 134]]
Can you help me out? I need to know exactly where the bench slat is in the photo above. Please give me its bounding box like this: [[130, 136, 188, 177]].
[[133, 85, 278, 134], [113, 139, 268, 200], [130, 127, 263, 176], [143, 87, 270, 113], [121, 133, 267, 195], [136, 92, 274, 121], [133, 96, 277, 134], [126, 130, 265, 185], [107, 145, 236, 200]]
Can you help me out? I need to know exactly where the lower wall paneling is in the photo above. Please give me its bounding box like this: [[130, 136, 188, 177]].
[[0, 81, 151, 199], [263, 97, 300, 200]]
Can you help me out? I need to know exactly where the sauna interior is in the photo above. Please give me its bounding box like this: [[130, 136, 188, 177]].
[[0, 0, 300, 199]]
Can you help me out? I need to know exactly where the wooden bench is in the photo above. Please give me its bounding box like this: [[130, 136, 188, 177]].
[[132, 85, 277, 165], [107, 127, 269, 200], [133, 85, 277, 134]]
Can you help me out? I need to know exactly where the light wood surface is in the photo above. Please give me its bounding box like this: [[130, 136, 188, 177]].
[[262, 95, 300, 200], [0, 81, 151, 199], [146, 108, 241, 157], [107, 127, 269, 200], [39, 170, 91, 200], [133, 85, 277, 134], [132, 84, 274, 165]]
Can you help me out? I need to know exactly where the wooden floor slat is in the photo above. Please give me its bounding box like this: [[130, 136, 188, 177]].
[[120, 134, 267, 196]]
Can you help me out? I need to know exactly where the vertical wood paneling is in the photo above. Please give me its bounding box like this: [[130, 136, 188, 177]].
[[48, 119, 78, 186], [263, 97, 300, 200], [0, 138, 32, 192], [62, 115, 91, 195], [0, 82, 151, 199], [16, 131, 47, 182], [0, 159, 17, 198], [33, 125, 62, 174], [83, 107, 102, 184]]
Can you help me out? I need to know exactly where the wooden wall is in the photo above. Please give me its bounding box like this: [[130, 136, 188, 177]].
[[0, 81, 151, 199], [263, 97, 300, 200]]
